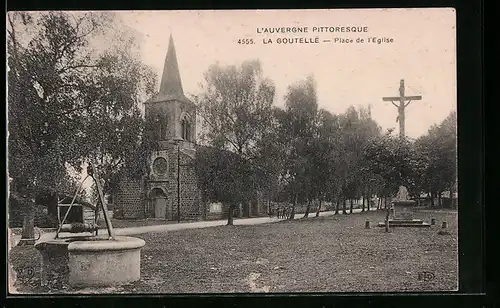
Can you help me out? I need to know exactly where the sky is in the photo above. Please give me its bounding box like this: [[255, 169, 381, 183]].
[[114, 8, 456, 139]]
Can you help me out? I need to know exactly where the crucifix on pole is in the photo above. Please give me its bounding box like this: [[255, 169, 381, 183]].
[[382, 79, 422, 138]]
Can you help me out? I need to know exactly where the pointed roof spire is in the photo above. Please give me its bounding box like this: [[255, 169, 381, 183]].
[[159, 34, 184, 97]]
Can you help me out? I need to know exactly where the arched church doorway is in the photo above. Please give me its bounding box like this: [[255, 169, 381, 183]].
[[150, 188, 167, 220]]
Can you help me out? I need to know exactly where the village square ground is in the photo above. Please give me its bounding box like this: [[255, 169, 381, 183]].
[[9, 208, 458, 294]]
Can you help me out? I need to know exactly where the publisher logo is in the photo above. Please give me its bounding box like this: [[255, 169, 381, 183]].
[[417, 271, 435, 282]]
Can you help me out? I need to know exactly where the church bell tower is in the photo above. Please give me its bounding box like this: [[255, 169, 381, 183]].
[[142, 34, 198, 221], [116, 34, 201, 221], [144, 34, 197, 151]]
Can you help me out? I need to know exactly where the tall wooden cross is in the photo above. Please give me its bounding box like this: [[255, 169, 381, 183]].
[[382, 79, 422, 138]]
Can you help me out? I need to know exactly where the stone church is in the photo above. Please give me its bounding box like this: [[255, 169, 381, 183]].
[[114, 35, 202, 221], [113, 35, 269, 221]]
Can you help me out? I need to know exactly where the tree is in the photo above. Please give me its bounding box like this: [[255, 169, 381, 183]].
[[415, 110, 457, 207], [80, 41, 157, 201], [363, 132, 408, 204], [195, 147, 255, 225], [252, 107, 289, 208], [355, 106, 382, 211], [7, 11, 156, 241], [193, 60, 276, 223], [195, 59, 275, 156], [312, 109, 340, 217], [279, 76, 318, 219], [7, 12, 109, 241], [336, 106, 366, 214]]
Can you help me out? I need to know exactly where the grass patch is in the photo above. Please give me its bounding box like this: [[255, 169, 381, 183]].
[[9, 210, 457, 294]]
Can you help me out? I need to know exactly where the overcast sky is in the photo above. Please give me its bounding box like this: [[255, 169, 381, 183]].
[[115, 8, 456, 139]]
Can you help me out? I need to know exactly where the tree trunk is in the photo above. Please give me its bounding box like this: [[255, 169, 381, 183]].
[[18, 204, 35, 246], [438, 191, 442, 208], [384, 208, 390, 233], [315, 199, 322, 217], [289, 194, 297, 220], [362, 195, 366, 212], [303, 199, 311, 218], [342, 198, 347, 214], [367, 192, 371, 211], [335, 198, 340, 214], [227, 204, 234, 226], [349, 199, 353, 214], [48, 192, 58, 222], [384, 197, 388, 209], [203, 199, 207, 220], [430, 192, 435, 207]]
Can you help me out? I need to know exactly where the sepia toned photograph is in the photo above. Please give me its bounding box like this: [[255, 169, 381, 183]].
[[7, 9, 458, 294]]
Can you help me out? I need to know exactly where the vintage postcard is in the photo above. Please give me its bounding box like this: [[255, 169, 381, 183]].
[[7, 8, 457, 294]]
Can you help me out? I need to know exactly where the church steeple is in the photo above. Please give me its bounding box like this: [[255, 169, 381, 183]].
[[144, 33, 196, 148], [159, 34, 184, 97]]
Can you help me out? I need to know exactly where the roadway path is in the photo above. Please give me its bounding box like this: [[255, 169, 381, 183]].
[[10, 208, 374, 246]]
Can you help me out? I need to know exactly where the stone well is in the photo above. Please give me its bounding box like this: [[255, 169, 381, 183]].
[[35, 235, 145, 288], [68, 236, 145, 287]]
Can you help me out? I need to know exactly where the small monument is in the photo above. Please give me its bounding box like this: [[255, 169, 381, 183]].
[[392, 185, 414, 220], [378, 185, 430, 228]]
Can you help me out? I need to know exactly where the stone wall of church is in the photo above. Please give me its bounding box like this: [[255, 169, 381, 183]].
[[167, 149, 202, 220], [114, 177, 145, 219], [145, 102, 177, 140], [114, 150, 270, 221]]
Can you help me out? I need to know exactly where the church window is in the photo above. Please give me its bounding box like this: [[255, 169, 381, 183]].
[[181, 113, 192, 142], [152, 157, 168, 175]]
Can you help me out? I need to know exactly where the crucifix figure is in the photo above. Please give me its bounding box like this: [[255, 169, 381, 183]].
[[382, 79, 422, 138]]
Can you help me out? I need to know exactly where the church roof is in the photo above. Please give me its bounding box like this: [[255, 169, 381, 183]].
[[146, 34, 191, 104]]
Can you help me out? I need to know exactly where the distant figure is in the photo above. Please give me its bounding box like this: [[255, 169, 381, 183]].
[[283, 207, 290, 219], [279, 207, 284, 219]]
